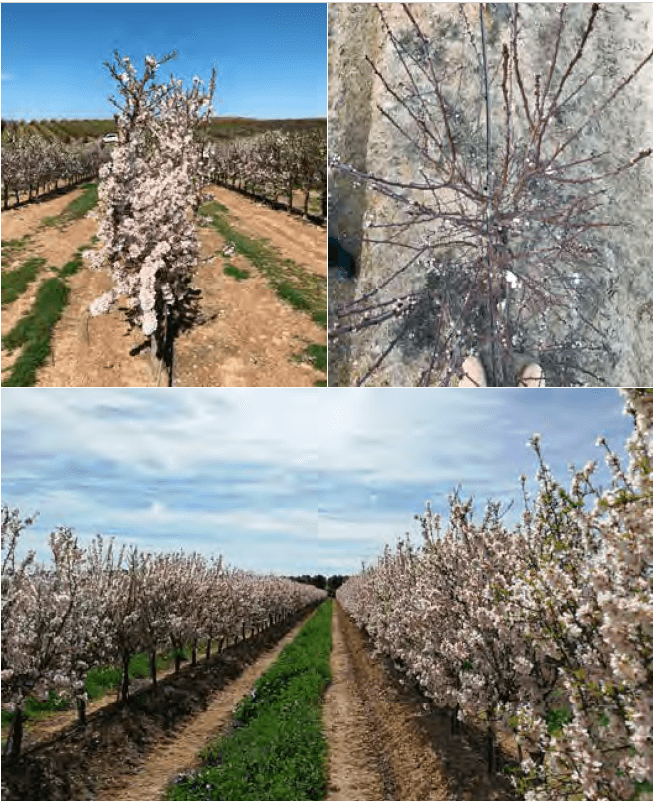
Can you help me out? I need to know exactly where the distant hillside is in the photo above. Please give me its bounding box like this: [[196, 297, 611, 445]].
[[1, 116, 327, 145]]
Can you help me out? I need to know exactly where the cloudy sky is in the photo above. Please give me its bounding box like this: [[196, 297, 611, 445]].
[[1, 3, 325, 120], [1, 388, 633, 577]]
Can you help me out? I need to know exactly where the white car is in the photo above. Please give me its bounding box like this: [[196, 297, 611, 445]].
[[102, 133, 119, 143]]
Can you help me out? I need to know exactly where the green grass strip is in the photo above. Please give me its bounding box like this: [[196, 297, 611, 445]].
[[1, 256, 46, 306], [199, 201, 327, 329], [2, 278, 69, 386], [1, 241, 95, 387], [224, 263, 251, 281], [41, 182, 98, 227], [58, 249, 85, 278], [166, 600, 332, 801]]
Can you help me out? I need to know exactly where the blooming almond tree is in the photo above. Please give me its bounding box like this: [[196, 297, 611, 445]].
[[89, 51, 215, 385], [338, 388, 652, 799]]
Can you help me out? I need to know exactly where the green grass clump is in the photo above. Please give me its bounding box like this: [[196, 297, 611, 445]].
[[224, 263, 251, 281], [166, 601, 332, 801], [1, 235, 31, 269], [2, 278, 69, 386], [199, 200, 327, 330], [305, 344, 327, 373], [58, 249, 85, 278], [1, 256, 46, 306], [545, 706, 572, 735], [41, 182, 98, 227]]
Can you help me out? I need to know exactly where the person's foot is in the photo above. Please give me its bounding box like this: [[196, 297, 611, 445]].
[[517, 363, 545, 387], [458, 357, 545, 387], [459, 356, 487, 387]]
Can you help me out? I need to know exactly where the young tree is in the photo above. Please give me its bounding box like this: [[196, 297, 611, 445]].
[[329, 4, 653, 386], [88, 51, 216, 385]]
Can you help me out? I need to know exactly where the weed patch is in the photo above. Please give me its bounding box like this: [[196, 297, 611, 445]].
[[166, 601, 332, 801], [1, 256, 46, 306]]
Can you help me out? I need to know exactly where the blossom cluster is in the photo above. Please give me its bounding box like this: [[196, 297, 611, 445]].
[[1, 127, 103, 209], [89, 52, 214, 339], [1, 509, 326, 756], [338, 389, 652, 799]]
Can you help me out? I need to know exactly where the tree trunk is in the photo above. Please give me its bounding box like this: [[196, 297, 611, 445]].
[[76, 697, 87, 725], [121, 651, 131, 702], [149, 650, 158, 691], [150, 307, 173, 387], [3, 703, 24, 759], [206, 638, 212, 660], [487, 726, 496, 775], [191, 638, 197, 666], [303, 189, 310, 216]]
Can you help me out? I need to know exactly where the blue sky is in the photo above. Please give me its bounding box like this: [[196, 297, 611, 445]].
[[1, 388, 633, 578], [1, 3, 326, 121]]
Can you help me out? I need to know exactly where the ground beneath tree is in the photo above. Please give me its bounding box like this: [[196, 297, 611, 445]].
[[1, 184, 326, 387], [324, 601, 518, 801]]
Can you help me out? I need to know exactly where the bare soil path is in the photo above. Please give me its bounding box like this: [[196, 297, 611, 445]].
[[326, 601, 518, 801], [174, 185, 326, 386], [325, 601, 449, 800], [97, 619, 307, 801]]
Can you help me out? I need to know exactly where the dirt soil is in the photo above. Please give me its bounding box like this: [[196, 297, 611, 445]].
[[0, 610, 314, 802], [1, 184, 326, 387], [174, 184, 326, 387], [325, 601, 518, 801]]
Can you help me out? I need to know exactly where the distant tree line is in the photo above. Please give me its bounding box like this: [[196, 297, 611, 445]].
[[287, 574, 349, 597]]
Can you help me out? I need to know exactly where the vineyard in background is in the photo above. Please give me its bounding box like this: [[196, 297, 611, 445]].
[[337, 388, 652, 801], [1, 506, 326, 759]]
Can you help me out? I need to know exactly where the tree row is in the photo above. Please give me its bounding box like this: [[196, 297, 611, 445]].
[[1, 508, 326, 758], [338, 389, 652, 800]]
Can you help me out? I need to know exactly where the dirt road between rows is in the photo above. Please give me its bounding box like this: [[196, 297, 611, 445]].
[[98, 619, 307, 801], [325, 602, 517, 801]]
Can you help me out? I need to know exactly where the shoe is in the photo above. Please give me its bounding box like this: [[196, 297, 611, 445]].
[[517, 363, 545, 387], [459, 356, 487, 387]]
